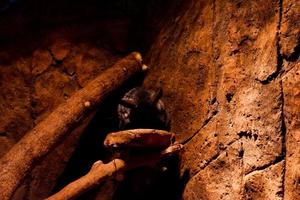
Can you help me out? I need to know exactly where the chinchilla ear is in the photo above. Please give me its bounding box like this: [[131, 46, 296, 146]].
[[120, 98, 137, 108], [117, 104, 131, 129], [156, 99, 165, 111], [120, 88, 140, 108], [148, 87, 163, 104], [156, 100, 170, 129]]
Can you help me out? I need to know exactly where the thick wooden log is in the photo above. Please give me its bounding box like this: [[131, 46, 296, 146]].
[[0, 52, 144, 200], [104, 129, 175, 149]]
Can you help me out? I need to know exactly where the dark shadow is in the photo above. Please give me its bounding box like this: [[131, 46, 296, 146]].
[[176, 169, 191, 200], [113, 155, 182, 200], [0, 0, 173, 59]]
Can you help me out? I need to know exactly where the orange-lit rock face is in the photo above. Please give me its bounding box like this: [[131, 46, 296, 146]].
[[0, 0, 299, 199], [144, 0, 300, 199]]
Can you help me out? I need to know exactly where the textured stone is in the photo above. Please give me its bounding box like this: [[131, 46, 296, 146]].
[[49, 39, 71, 61], [243, 161, 284, 200], [181, 80, 282, 177], [183, 141, 243, 200], [281, 0, 300, 58], [0, 66, 32, 141], [31, 49, 53, 75], [63, 44, 118, 87], [283, 61, 300, 200], [144, 0, 287, 199], [32, 68, 79, 121], [0, 136, 15, 158], [144, 0, 215, 142], [75, 47, 115, 87]]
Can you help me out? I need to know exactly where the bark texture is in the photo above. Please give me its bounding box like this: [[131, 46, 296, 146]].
[[0, 38, 122, 200], [0, 2, 159, 199], [47, 142, 182, 200], [0, 52, 143, 200]]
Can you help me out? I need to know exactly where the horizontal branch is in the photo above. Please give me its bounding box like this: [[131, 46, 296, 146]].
[[104, 129, 175, 149]]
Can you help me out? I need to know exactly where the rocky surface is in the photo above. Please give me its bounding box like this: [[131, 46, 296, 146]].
[[143, 0, 300, 199], [282, 61, 300, 200], [0, 0, 299, 199]]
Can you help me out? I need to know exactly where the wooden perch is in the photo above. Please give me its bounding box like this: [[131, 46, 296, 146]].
[[104, 129, 175, 149], [0, 52, 145, 200], [46, 143, 183, 200]]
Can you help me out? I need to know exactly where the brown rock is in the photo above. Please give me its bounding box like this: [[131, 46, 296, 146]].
[[243, 161, 284, 200], [75, 46, 118, 87], [32, 68, 79, 121], [49, 40, 71, 61], [281, 0, 300, 58], [0, 136, 15, 158], [32, 49, 53, 76], [61, 49, 82, 76], [183, 141, 243, 200], [62, 44, 119, 87], [283, 61, 300, 200], [0, 66, 32, 141], [144, 0, 215, 142], [181, 80, 283, 177], [144, 0, 287, 199], [15, 57, 32, 77]]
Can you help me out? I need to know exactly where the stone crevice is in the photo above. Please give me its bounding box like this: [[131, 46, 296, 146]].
[[259, 0, 284, 85], [283, 37, 300, 62], [278, 0, 287, 197], [182, 0, 218, 146], [241, 141, 245, 197], [47, 48, 59, 66], [47, 47, 82, 89], [189, 138, 241, 178], [282, 62, 299, 78], [279, 79, 287, 199], [244, 155, 284, 178], [182, 109, 219, 145]]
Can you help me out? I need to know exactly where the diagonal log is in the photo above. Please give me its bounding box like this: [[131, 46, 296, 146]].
[[46, 143, 183, 200], [0, 52, 145, 200]]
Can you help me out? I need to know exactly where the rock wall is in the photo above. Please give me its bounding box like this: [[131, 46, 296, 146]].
[[144, 0, 300, 199], [0, 0, 299, 199]]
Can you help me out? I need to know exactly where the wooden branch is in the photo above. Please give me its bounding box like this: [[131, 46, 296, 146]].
[[104, 129, 175, 149], [46, 144, 183, 200], [0, 52, 145, 200]]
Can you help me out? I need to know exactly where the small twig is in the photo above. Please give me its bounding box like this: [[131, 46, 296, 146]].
[[46, 143, 183, 200]]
